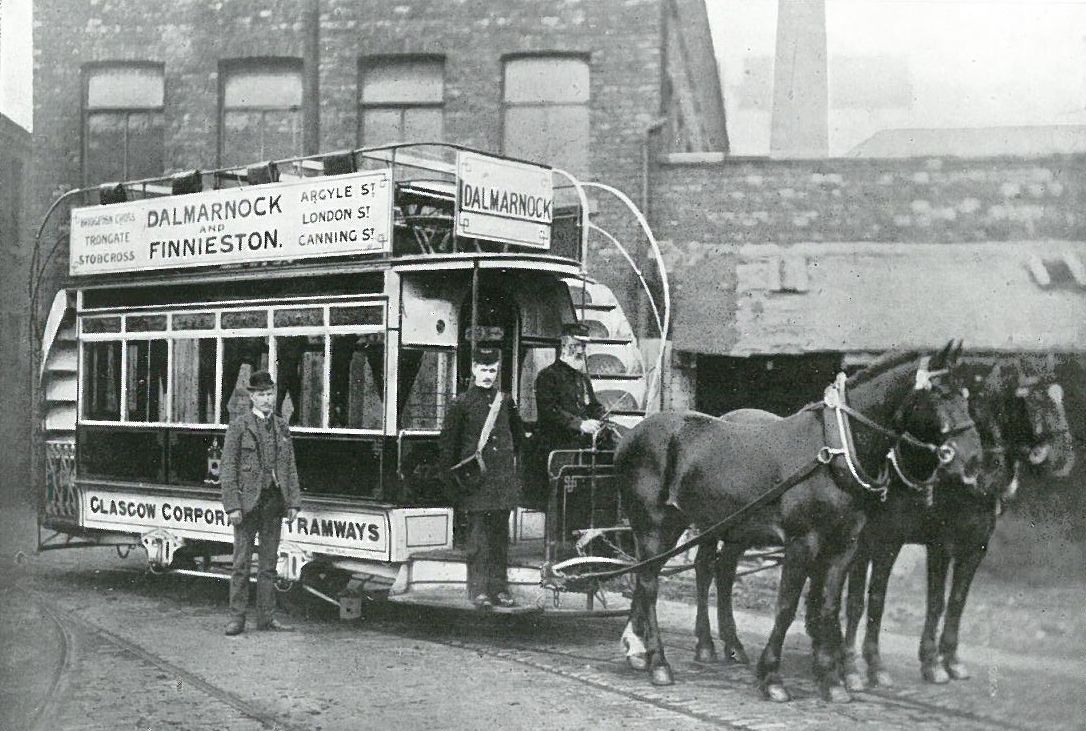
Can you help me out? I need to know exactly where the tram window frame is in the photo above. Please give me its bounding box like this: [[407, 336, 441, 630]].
[[518, 338, 559, 424], [76, 298, 388, 435]]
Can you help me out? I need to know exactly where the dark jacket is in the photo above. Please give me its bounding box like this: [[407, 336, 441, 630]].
[[438, 386, 524, 512], [521, 359, 606, 508], [221, 411, 302, 515], [534, 359, 605, 452]]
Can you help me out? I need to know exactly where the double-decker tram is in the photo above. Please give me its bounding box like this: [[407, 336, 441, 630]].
[[34, 143, 668, 616]]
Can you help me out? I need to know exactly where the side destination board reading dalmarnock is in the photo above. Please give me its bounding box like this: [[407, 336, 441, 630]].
[[455, 151, 553, 249], [69, 170, 393, 276]]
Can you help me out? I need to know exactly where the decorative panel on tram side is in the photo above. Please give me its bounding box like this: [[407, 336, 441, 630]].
[[74, 296, 391, 501]]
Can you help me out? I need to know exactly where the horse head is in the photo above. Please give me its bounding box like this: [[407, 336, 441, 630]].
[[888, 340, 984, 490], [1006, 357, 1075, 479], [847, 340, 983, 492]]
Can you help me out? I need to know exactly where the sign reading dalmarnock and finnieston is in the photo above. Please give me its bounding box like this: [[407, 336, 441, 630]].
[[69, 170, 392, 276], [455, 151, 553, 249]]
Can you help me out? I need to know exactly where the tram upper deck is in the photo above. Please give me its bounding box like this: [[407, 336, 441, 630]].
[[38, 145, 653, 555]]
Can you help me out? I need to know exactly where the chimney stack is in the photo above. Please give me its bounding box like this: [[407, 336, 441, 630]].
[[770, 0, 828, 158]]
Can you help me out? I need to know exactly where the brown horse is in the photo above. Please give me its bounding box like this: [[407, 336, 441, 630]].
[[839, 355, 1076, 689], [616, 344, 982, 703]]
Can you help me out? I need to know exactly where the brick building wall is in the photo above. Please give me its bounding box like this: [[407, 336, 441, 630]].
[[0, 115, 31, 504], [30, 0, 703, 312], [647, 152, 1086, 355]]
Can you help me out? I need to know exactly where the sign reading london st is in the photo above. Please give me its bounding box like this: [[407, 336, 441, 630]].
[[455, 151, 553, 249], [70, 170, 392, 276]]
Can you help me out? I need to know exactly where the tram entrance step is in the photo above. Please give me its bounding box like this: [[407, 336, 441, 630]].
[[411, 539, 546, 569], [386, 588, 541, 615]]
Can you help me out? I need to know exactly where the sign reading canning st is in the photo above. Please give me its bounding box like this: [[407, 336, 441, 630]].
[[69, 170, 393, 276], [455, 151, 553, 249]]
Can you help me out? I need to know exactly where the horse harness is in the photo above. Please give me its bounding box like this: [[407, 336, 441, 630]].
[[562, 366, 970, 584]]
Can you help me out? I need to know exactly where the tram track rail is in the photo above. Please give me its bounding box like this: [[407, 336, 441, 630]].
[[18, 585, 310, 731], [364, 609, 1033, 731], [14, 566, 1043, 731]]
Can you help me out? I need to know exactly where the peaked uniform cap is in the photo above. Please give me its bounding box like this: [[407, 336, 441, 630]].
[[560, 322, 592, 341], [473, 347, 501, 365]]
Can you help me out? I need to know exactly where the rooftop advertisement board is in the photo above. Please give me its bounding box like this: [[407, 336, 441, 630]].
[[69, 169, 392, 276]]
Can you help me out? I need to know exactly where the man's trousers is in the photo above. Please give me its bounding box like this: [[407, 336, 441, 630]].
[[229, 487, 284, 623], [466, 509, 510, 600]]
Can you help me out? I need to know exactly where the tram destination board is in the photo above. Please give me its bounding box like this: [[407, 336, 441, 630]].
[[69, 169, 393, 276]]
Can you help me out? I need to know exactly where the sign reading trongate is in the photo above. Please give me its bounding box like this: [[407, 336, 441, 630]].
[[69, 170, 392, 275]]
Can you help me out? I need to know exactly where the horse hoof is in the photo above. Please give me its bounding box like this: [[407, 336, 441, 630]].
[[922, 664, 950, 685], [726, 645, 750, 665], [873, 669, 894, 687], [822, 684, 853, 704], [945, 660, 971, 680], [762, 683, 791, 703], [626, 653, 648, 671], [844, 671, 866, 692], [651, 665, 674, 686], [694, 645, 719, 664]]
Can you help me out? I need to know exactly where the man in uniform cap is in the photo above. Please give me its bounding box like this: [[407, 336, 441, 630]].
[[221, 370, 302, 635], [527, 323, 606, 507], [439, 348, 525, 609]]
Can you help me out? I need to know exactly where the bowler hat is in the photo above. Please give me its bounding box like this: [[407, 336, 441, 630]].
[[472, 347, 501, 365], [247, 370, 275, 391], [560, 322, 592, 341]]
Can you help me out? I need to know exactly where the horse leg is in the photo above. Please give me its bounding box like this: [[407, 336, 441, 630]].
[[716, 541, 750, 664], [642, 565, 674, 686], [622, 578, 649, 671], [756, 538, 812, 703], [920, 544, 952, 684], [811, 537, 862, 704], [804, 564, 823, 645], [939, 544, 987, 680], [861, 543, 901, 688], [842, 550, 870, 692], [693, 541, 719, 663]]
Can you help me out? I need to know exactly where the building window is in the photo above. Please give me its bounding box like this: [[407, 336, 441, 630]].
[[220, 59, 303, 168], [502, 56, 590, 175], [359, 57, 444, 146], [83, 63, 165, 185]]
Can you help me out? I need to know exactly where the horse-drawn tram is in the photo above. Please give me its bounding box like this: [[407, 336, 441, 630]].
[[35, 143, 666, 617]]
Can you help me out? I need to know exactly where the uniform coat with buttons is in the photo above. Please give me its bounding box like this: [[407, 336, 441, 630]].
[[221, 411, 302, 515], [439, 386, 525, 512]]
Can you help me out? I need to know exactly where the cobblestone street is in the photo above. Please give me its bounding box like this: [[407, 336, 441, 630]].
[[2, 533, 1082, 731]]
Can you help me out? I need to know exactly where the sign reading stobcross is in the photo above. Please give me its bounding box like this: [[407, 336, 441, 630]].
[[455, 151, 553, 249], [69, 169, 392, 276]]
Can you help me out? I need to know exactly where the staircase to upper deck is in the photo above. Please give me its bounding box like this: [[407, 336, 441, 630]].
[[39, 293, 78, 523], [564, 278, 648, 430]]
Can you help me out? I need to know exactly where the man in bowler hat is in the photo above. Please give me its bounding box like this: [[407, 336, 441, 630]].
[[439, 348, 524, 609], [221, 370, 302, 635]]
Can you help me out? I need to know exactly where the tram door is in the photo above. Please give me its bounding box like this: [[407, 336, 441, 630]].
[[457, 285, 519, 392]]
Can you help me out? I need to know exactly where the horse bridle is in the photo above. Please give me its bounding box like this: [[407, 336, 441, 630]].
[[820, 367, 976, 502]]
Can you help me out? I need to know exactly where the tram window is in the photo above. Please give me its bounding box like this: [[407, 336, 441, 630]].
[[125, 340, 168, 422], [221, 337, 269, 423], [399, 347, 455, 430], [221, 310, 268, 330], [173, 312, 215, 331], [127, 314, 167, 332], [82, 341, 122, 421], [329, 334, 385, 430], [172, 338, 216, 424], [82, 316, 121, 334], [276, 335, 325, 427], [518, 344, 557, 423], [273, 308, 323, 328], [330, 305, 383, 327]]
